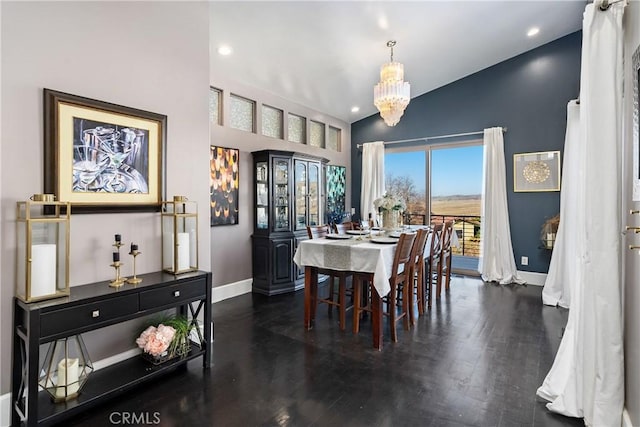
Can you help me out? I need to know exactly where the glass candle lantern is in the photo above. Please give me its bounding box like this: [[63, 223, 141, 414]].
[[16, 194, 70, 302], [39, 335, 93, 402], [161, 196, 198, 274]]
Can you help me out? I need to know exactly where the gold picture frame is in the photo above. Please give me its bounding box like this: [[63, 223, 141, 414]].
[[632, 43, 640, 201], [513, 150, 561, 192], [44, 89, 166, 213]]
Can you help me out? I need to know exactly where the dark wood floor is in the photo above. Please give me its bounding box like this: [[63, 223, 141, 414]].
[[62, 276, 584, 427]]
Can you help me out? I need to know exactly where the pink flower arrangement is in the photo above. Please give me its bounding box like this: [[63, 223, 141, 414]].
[[136, 324, 176, 357]]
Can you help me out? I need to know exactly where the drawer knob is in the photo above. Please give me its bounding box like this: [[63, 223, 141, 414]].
[[92, 310, 100, 318], [174, 291, 180, 297]]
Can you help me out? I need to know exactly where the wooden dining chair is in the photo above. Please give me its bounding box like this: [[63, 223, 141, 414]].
[[307, 224, 332, 239], [425, 223, 444, 309], [353, 232, 416, 342], [306, 225, 353, 330], [407, 228, 430, 323], [332, 222, 354, 234], [440, 220, 454, 294]]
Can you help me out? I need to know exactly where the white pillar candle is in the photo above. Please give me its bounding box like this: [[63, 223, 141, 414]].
[[189, 229, 197, 269], [30, 244, 57, 298], [163, 234, 174, 271], [177, 232, 190, 271], [55, 358, 79, 399]]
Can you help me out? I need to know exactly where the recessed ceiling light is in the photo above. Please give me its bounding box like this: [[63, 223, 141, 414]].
[[527, 27, 540, 37], [378, 16, 389, 30], [351, 106, 360, 113], [218, 45, 233, 56]]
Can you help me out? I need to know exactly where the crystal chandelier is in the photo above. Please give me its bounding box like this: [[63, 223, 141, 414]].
[[374, 40, 411, 127]]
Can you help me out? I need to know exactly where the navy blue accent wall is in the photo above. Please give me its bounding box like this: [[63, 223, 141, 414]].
[[351, 32, 581, 274]]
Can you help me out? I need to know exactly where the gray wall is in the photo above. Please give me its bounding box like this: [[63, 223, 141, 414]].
[[623, 2, 639, 424], [0, 1, 210, 394], [209, 74, 351, 286], [351, 32, 582, 274]]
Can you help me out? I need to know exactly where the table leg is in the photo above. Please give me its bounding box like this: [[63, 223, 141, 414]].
[[371, 283, 383, 350], [304, 266, 318, 330]]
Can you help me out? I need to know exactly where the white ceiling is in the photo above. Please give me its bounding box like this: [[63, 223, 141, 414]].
[[210, 1, 585, 124]]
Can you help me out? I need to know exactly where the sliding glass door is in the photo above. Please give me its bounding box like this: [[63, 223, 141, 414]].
[[430, 144, 483, 257], [384, 150, 427, 225], [384, 141, 483, 259]]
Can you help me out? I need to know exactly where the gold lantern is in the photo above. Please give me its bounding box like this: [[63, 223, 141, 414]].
[[161, 196, 198, 274], [16, 194, 70, 302], [39, 335, 93, 402]]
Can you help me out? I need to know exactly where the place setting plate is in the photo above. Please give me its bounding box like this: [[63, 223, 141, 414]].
[[388, 230, 416, 238], [346, 230, 369, 235], [325, 234, 352, 240], [370, 237, 398, 244]]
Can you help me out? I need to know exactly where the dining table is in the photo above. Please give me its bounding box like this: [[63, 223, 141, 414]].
[[293, 225, 459, 350], [293, 230, 401, 350]]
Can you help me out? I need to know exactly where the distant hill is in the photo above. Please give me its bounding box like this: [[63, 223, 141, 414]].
[[431, 195, 481, 216], [432, 194, 481, 201]]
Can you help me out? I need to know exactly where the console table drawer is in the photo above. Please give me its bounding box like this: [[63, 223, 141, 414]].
[[40, 294, 139, 339], [139, 279, 206, 310]]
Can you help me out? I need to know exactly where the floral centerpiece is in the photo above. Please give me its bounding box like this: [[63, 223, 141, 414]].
[[374, 193, 406, 212], [373, 193, 406, 230], [136, 316, 195, 365]]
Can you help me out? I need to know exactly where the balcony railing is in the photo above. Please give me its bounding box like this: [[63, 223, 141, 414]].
[[403, 212, 481, 257]]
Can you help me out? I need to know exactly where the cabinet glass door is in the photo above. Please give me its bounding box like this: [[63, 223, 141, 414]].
[[295, 160, 307, 231], [256, 162, 268, 229], [308, 163, 320, 226], [273, 159, 289, 230]]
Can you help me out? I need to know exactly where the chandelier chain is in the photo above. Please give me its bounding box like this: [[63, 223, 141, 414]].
[[387, 40, 396, 62]]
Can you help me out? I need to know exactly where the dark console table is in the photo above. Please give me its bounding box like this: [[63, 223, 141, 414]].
[[11, 270, 212, 426]]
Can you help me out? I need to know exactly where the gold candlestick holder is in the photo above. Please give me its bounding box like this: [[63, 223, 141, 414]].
[[109, 261, 126, 288], [110, 241, 127, 287], [126, 251, 142, 285]]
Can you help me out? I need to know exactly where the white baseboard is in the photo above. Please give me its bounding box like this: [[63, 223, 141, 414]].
[[1, 392, 9, 427], [517, 270, 547, 286], [92, 348, 141, 371], [622, 407, 633, 427], [211, 278, 252, 303]]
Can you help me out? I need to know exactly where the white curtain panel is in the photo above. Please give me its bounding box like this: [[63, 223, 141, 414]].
[[478, 127, 523, 284], [360, 141, 385, 222], [537, 3, 625, 426], [542, 101, 581, 308]]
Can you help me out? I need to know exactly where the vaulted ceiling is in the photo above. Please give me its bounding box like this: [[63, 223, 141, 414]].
[[210, 1, 584, 123]]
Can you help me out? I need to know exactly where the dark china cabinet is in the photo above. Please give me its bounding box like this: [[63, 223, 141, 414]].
[[251, 150, 327, 295]]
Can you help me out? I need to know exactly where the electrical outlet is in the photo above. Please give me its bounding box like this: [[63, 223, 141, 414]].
[[521, 256, 529, 266]]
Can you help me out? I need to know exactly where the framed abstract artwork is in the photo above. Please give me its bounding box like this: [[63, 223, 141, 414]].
[[44, 89, 166, 213], [326, 165, 346, 222], [513, 150, 561, 192], [210, 146, 239, 226]]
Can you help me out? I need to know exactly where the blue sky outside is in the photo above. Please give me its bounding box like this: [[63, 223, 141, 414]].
[[385, 145, 483, 197]]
